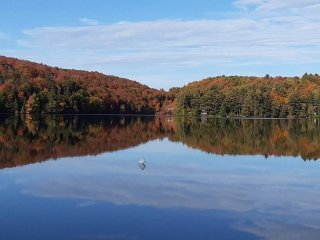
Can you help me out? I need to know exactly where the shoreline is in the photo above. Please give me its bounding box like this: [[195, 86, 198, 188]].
[[0, 112, 318, 120]]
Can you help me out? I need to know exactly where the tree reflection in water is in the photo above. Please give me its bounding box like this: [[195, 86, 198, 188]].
[[0, 114, 320, 169]]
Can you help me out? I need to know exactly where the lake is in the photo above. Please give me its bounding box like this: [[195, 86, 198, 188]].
[[0, 115, 320, 240]]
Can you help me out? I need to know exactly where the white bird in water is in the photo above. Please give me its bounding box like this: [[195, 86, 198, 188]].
[[138, 158, 146, 164], [138, 158, 146, 170]]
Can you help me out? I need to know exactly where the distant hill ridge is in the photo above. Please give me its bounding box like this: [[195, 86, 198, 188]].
[[0, 56, 170, 114], [175, 74, 320, 118]]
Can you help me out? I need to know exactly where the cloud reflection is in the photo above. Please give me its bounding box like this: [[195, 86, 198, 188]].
[[9, 139, 320, 239], [234, 219, 320, 240]]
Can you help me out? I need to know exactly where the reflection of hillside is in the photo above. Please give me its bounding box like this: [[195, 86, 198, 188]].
[[0, 115, 174, 169], [171, 118, 320, 161], [0, 116, 320, 170]]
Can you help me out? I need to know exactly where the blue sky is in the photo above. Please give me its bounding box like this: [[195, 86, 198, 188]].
[[1, 0, 320, 89]]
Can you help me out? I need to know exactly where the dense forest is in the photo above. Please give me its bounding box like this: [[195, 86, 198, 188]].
[[0, 56, 173, 114], [1, 115, 320, 169], [175, 74, 320, 118], [2, 55, 320, 118]]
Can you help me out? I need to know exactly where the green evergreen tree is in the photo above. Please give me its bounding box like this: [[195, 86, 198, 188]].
[[219, 103, 227, 117]]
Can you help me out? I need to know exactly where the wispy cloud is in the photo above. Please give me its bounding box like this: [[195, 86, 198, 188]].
[[234, 0, 320, 11], [233, 0, 264, 10], [79, 18, 100, 26], [17, 16, 320, 64], [6, 0, 320, 88]]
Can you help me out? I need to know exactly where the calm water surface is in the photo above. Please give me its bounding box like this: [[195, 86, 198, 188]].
[[0, 115, 320, 240]]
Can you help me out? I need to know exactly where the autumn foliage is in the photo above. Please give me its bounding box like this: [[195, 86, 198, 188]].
[[175, 75, 320, 118], [0, 56, 169, 114], [2, 56, 320, 118]]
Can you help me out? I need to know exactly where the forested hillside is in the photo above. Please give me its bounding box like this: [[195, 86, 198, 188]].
[[175, 75, 320, 118], [0, 56, 172, 114], [2, 56, 320, 118]]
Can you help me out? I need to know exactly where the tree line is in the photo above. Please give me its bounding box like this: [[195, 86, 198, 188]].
[[0, 56, 173, 114], [175, 74, 320, 118], [2, 56, 320, 118]]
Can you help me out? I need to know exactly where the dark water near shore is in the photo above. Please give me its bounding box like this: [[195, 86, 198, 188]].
[[0, 115, 320, 240]]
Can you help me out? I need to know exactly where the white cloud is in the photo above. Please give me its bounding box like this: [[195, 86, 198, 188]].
[[79, 18, 100, 26], [7, 0, 320, 88], [233, 0, 264, 10], [234, 0, 320, 11], [17, 16, 320, 64]]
